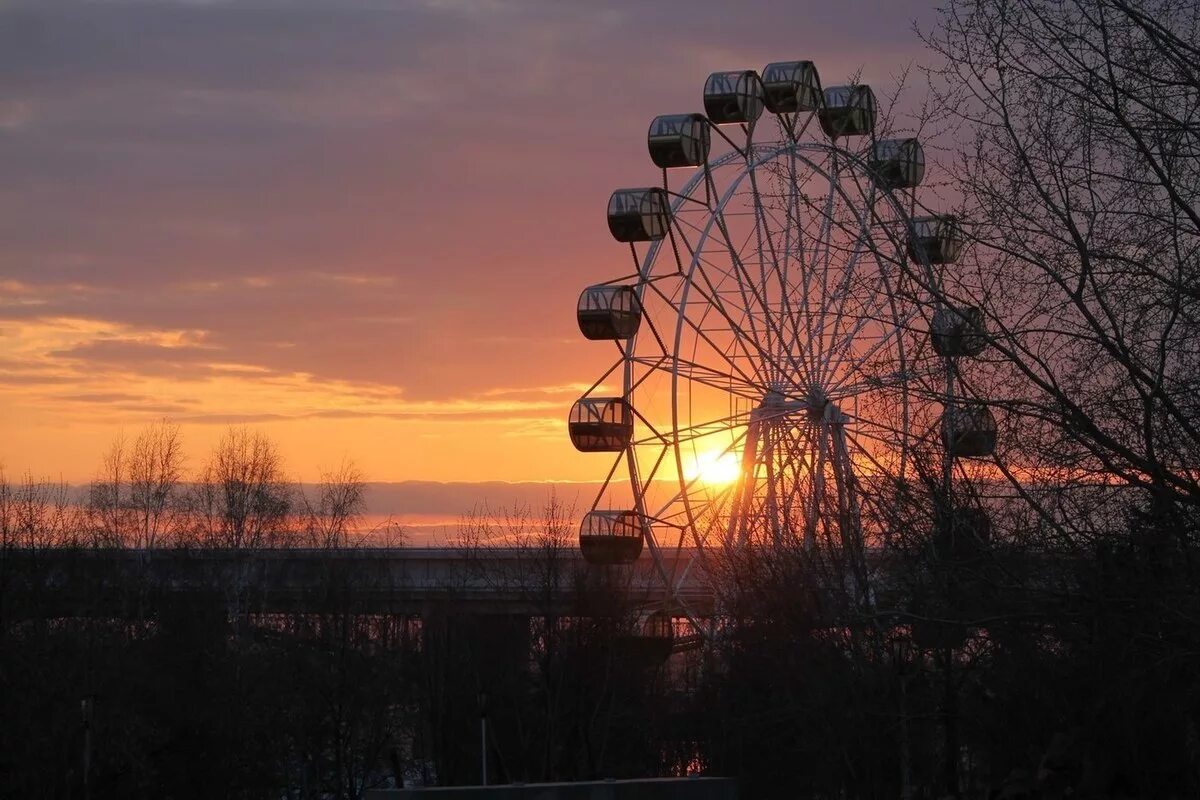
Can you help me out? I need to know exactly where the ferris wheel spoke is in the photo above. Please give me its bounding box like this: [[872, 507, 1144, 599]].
[[822, 306, 920, 390], [819, 262, 913, 389], [644, 269, 768, 389], [649, 427, 752, 521], [650, 485, 734, 532], [709, 215, 788, 387], [777, 222, 873, 396], [757, 198, 819, 385], [633, 293, 763, 391], [807, 197, 874, 373], [814, 152, 841, 316], [813, 237, 874, 381], [795, 165, 840, 384], [633, 441, 674, 486], [671, 215, 779, 387], [830, 359, 945, 400], [708, 226, 813, 389], [835, 411, 915, 456], [688, 259, 788, 388], [824, 314, 919, 396], [779, 150, 819, 385], [670, 401, 808, 449], [826, 324, 912, 391], [631, 354, 758, 396], [688, 144, 825, 393], [708, 174, 816, 388], [647, 410, 754, 449], [673, 211, 729, 247], [746, 158, 786, 329], [705, 197, 773, 366]]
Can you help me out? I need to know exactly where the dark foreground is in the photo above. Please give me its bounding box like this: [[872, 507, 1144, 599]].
[[3, 529, 1200, 799]]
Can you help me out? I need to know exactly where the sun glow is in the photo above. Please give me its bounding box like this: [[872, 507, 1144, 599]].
[[685, 449, 742, 485]]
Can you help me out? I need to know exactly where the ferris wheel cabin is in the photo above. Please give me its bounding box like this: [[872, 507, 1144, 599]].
[[818, 85, 876, 138], [703, 70, 765, 125], [761, 60, 822, 114], [579, 510, 645, 565], [607, 188, 670, 242], [620, 611, 675, 662], [869, 138, 926, 189], [648, 114, 711, 169], [569, 397, 634, 452], [908, 215, 964, 264], [941, 402, 997, 458], [577, 285, 641, 340], [931, 306, 988, 357]]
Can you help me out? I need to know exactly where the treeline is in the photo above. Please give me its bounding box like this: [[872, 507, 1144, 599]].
[[6, 486, 1198, 798], [691, 491, 1200, 799], [0, 498, 698, 798], [0, 423, 401, 551]]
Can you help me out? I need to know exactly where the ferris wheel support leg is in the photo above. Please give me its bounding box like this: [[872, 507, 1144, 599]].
[[936, 360, 962, 797], [942, 358, 956, 505], [762, 426, 782, 547], [727, 418, 764, 548], [830, 422, 872, 609], [805, 423, 828, 552]]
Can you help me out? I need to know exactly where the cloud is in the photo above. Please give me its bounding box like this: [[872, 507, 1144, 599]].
[[0, 0, 938, 480]]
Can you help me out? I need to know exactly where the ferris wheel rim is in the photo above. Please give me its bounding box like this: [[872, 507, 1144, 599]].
[[570, 65, 999, 656], [615, 132, 927, 614]]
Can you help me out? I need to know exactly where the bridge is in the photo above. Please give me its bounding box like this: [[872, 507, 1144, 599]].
[[0, 547, 717, 619]]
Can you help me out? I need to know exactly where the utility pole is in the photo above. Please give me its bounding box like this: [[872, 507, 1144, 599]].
[[81, 696, 94, 800], [941, 645, 959, 798], [894, 640, 913, 800], [478, 691, 488, 786]]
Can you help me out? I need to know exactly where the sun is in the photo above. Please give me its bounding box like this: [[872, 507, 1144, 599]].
[[684, 449, 742, 485]]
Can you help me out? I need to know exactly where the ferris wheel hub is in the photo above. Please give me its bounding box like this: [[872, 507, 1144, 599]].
[[804, 387, 828, 420], [752, 390, 804, 422], [747, 388, 844, 424], [760, 389, 788, 408], [799, 387, 847, 424]]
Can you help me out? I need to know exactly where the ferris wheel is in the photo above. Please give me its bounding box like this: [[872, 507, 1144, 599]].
[[568, 62, 994, 631]]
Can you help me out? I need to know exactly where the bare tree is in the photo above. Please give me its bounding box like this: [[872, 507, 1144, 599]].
[[189, 427, 292, 549], [870, 3, 1200, 796], [86, 434, 132, 546], [920, 0, 1200, 519], [11, 472, 82, 549], [300, 458, 367, 549], [83, 423, 187, 547], [127, 421, 185, 549], [0, 469, 13, 556]]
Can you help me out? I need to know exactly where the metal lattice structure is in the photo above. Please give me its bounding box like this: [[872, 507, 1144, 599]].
[[569, 61, 993, 635]]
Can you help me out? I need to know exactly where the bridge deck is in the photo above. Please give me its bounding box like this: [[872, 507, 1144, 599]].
[[0, 547, 716, 617]]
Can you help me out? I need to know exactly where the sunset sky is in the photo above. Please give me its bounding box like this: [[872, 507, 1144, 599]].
[[0, 0, 936, 492]]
